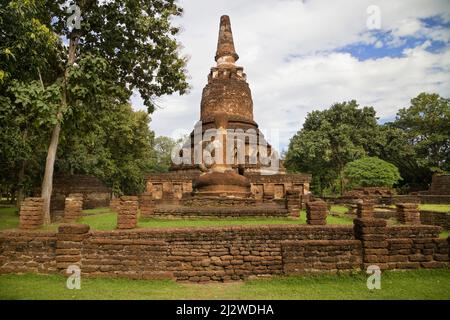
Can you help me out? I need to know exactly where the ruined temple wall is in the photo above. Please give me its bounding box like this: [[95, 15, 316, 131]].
[[50, 175, 111, 212], [427, 174, 450, 195], [145, 172, 311, 201], [385, 226, 448, 269], [420, 210, 450, 230], [1, 223, 448, 281], [0, 231, 57, 274]]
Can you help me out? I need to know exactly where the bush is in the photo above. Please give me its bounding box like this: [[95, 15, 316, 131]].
[[344, 157, 401, 188]]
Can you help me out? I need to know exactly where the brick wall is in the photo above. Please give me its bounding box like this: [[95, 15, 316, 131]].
[[427, 174, 450, 195], [282, 240, 362, 273], [50, 174, 111, 213], [420, 210, 450, 229], [0, 223, 448, 281], [386, 226, 448, 269], [19, 198, 44, 229], [0, 231, 57, 274]]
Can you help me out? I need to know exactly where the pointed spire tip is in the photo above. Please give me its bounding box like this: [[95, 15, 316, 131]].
[[215, 15, 239, 64]]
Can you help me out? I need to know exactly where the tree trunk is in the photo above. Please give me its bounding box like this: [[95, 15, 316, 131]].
[[16, 129, 28, 209], [41, 120, 62, 224], [41, 35, 79, 224], [16, 160, 26, 209]]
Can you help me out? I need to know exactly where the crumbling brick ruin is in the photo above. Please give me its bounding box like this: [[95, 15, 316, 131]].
[[63, 193, 83, 222], [306, 200, 328, 225], [19, 198, 44, 230], [396, 203, 421, 225], [1, 15, 448, 283], [1, 215, 448, 281], [143, 16, 311, 218], [426, 174, 450, 195], [49, 174, 111, 220], [117, 196, 138, 229]]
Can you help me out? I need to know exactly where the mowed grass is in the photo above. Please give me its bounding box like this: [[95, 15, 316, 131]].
[[0, 269, 449, 300], [0, 206, 355, 231], [419, 204, 450, 213], [330, 205, 349, 214], [0, 206, 447, 238], [0, 206, 19, 230]]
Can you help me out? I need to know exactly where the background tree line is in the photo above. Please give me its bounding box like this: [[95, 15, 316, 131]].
[[0, 0, 187, 222], [285, 92, 450, 196]]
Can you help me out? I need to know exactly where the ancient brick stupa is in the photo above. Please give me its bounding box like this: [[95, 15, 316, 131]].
[[143, 15, 311, 216], [172, 15, 281, 175], [193, 112, 252, 197]]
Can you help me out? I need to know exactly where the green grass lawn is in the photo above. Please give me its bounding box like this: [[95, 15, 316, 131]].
[[0, 269, 448, 300], [1, 206, 448, 238], [419, 204, 450, 213], [330, 205, 349, 214], [0, 206, 355, 231], [0, 206, 19, 230]]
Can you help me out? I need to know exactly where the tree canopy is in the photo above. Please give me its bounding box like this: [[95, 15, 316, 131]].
[[0, 0, 189, 220], [284, 100, 382, 195], [343, 157, 401, 189], [285, 93, 450, 195]]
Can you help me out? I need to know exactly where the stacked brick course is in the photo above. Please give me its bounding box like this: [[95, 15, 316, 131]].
[[420, 210, 450, 229], [427, 174, 450, 195], [306, 200, 327, 225], [282, 240, 362, 273], [0, 223, 448, 281], [139, 194, 154, 218], [396, 203, 421, 224], [356, 201, 374, 219], [19, 197, 44, 229], [109, 198, 120, 213], [117, 196, 138, 229], [56, 224, 90, 272], [354, 218, 388, 269], [0, 231, 56, 274], [286, 191, 301, 217], [63, 193, 83, 222], [386, 226, 447, 269]]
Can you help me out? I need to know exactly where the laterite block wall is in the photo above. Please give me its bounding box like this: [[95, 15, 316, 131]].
[[0, 223, 448, 282]]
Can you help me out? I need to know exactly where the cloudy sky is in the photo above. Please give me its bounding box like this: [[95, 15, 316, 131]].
[[131, 0, 450, 151]]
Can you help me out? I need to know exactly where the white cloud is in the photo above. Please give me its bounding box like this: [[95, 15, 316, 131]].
[[132, 0, 450, 151]]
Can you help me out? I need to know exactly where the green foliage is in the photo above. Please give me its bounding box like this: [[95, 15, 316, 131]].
[[343, 157, 401, 188], [392, 93, 450, 173], [286, 93, 449, 194], [285, 100, 382, 194], [0, 0, 189, 200], [53, 0, 189, 112], [56, 104, 158, 195], [152, 136, 182, 172]]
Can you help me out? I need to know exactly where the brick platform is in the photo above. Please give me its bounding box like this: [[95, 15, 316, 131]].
[[63, 193, 83, 222], [117, 196, 138, 229], [306, 200, 328, 225], [396, 203, 421, 225], [19, 197, 44, 229]]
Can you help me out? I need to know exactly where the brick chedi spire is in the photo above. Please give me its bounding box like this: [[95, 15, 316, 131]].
[[171, 15, 285, 175], [200, 15, 254, 124], [215, 15, 239, 66]]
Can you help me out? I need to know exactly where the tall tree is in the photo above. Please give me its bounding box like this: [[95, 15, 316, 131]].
[[391, 92, 450, 174], [57, 102, 158, 195], [285, 100, 382, 195], [0, 0, 63, 207], [1, 0, 189, 223]]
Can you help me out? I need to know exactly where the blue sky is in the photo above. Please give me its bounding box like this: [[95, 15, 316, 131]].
[[339, 16, 450, 61], [131, 0, 450, 152]]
